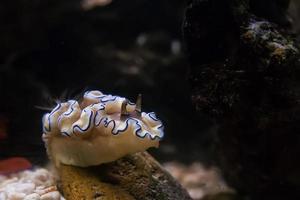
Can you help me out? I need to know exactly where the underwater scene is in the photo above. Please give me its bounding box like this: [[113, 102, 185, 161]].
[[0, 0, 300, 199]]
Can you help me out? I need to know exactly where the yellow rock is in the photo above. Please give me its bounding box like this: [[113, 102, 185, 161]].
[[59, 164, 134, 200], [58, 152, 192, 200]]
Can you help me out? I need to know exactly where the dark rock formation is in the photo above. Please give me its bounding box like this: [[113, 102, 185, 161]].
[[59, 152, 192, 200], [184, 0, 300, 199]]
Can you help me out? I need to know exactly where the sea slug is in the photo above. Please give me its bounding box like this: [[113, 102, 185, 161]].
[[42, 90, 164, 167]]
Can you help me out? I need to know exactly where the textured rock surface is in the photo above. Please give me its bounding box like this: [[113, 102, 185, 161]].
[[184, 0, 300, 199], [59, 152, 192, 200], [60, 165, 134, 200]]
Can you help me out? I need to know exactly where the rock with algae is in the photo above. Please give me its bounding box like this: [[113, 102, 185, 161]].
[[58, 152, 192, 200], [184, 0, 300, 199]]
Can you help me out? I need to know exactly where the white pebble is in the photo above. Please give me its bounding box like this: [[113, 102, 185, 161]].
[[24, 193, 41, 200], [0, 168, 63, 200], [171, 40, 181, 55], [15, 183, 35, 194], [0, 178, 18, 187], [0, 192, 7, 200], [40, 191, 60, 200], [7, 192, 26, 200]]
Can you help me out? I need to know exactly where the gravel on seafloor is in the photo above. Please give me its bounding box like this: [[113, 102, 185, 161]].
[[0, 168, 64, 200], [164, 162, 233, 200], [0, 162, 232, 200]]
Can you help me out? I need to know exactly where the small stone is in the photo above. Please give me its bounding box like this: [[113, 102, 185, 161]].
[[40, 191, 61, 200], [24, 193, 41, 200], [7, 192, 26, 200], [0, 177, 18, 187], [0, 168, 63, 200], [0, 192, 7, 199], [15, 183, 35, 194], [188, 188, 205, 200]]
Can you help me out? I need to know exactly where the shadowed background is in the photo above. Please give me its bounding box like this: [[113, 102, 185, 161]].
[[0, 0, 300, 199]]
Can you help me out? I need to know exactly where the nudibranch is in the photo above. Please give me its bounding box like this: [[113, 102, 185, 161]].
[[42, 90, 164, 167]]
